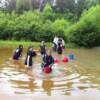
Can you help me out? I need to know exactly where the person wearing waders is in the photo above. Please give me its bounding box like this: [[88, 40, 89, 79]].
[[40, 41, 46, 58], [57, 38, 63, 55], [41, 50, 54, 70], [13, 45, 23, 60], [53, 36, 58, 52], [25, 46, 36, 69]]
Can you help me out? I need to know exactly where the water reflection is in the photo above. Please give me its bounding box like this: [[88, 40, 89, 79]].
[[42, 79, 53, 96], [10, 78, 37, 94]]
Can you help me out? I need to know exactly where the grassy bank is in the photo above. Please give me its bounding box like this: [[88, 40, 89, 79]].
[[0, 40, 81, 49], [0, 40, 81, 48], [0, 40, 52, 48]]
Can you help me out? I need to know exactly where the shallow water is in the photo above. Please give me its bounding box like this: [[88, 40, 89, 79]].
[[0, 47, 100, 96]]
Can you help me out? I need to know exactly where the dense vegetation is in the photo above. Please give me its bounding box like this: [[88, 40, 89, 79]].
[[67, 6, 100, 47], [0, 0, 100, 47]]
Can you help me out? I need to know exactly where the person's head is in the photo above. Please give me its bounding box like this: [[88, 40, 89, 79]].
[[28, 46, 33, 51], [19, 44, 23, 49], [59, 38, 62, 42], [46, 50, 52, 56]]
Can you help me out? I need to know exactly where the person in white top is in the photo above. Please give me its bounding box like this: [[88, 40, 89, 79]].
[[61, 38, 65, 49], [53, 36, 59, 45], [53, 36, 59, 52]]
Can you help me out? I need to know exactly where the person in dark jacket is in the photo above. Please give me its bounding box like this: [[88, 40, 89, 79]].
[[41, 50, 54, 69], [57, 38, 63, 55], [52, 42, 57, 52], [13, 45, 23, 60], [25, 46, 36, 68], [40, 41, 46, 58]]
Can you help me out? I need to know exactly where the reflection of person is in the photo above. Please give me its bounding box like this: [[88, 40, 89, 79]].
[[40, 41, 46, 58], [41, 50, 54, 69], [13, 45, 23, 60], [25, 46, 36, 68], [42, 79, 53, 96]]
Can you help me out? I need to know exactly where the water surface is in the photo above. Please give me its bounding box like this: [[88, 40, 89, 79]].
[[0, 47, 100, 96]]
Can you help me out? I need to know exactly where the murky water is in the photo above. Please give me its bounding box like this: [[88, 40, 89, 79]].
[[0, 47, 100, 96]]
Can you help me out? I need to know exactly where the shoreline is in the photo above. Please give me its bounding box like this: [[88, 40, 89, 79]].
[[0, 40, 100, 49]]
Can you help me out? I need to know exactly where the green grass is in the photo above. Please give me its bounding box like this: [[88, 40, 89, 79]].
[[0, 40, 52, 48], [0, 40, 81, 48]]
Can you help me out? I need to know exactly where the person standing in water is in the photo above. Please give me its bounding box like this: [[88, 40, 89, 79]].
[[25, 46, 36, 69], [40, 41, 46, 58], [41, 50, 54, 69], [57, 38, 63, 55], [52, 42, 57, 52], [61, 38, 65, 49], [53, 36, 59, 52], [13, 44, 23, 60]]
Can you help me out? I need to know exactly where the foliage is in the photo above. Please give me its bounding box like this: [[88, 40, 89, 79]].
[[0, 2, 100, 47], [67, 6, 100, 47]]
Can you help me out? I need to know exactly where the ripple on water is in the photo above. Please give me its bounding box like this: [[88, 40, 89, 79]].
[[32, 64, 81, 81], [0, 59, 100, 96]]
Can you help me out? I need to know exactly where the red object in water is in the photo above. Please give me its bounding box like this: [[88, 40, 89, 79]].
[[54, 58, 59, 63], [62, 57, 69, 63], [43, 67, 52, 74]]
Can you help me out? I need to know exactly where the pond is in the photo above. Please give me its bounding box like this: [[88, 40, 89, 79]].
[[0, 47, 100, 97]]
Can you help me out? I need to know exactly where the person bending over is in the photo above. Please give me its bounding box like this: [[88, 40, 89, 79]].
[[13, 44, 23, 60], [41, 50, 54, 69]]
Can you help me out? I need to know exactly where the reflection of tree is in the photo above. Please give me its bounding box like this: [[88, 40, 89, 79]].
[[42, 79, 54, 96]]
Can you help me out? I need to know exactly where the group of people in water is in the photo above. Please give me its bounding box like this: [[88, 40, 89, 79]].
[[12, 36, 65, 73]]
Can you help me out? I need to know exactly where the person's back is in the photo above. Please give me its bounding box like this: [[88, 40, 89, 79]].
[[13, 45, 23, 60], [57, 38, 63, 54], [41, 51, 54, 68], [61, 38, 65, 49], [43, 55, 54, 66], [40, 45, 46, 54], [52, 42, 57, 52], [19, 45, 23, 56], [53, 36, 58, 46], [25, 46, 36, 68]]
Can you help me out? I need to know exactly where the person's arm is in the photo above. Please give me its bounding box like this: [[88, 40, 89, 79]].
[[27, 55, 30, 67], [42, 55, 46, 64], [49, 57, 54, 68], [62, 40, 65, 46]]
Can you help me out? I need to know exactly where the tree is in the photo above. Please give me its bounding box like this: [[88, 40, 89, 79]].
[[55, 0, 75, 13], [16, 0, 32, 13], [84, 0, 100, 9], [42, 3, 54, 21], [67, 5, 100, 47]]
